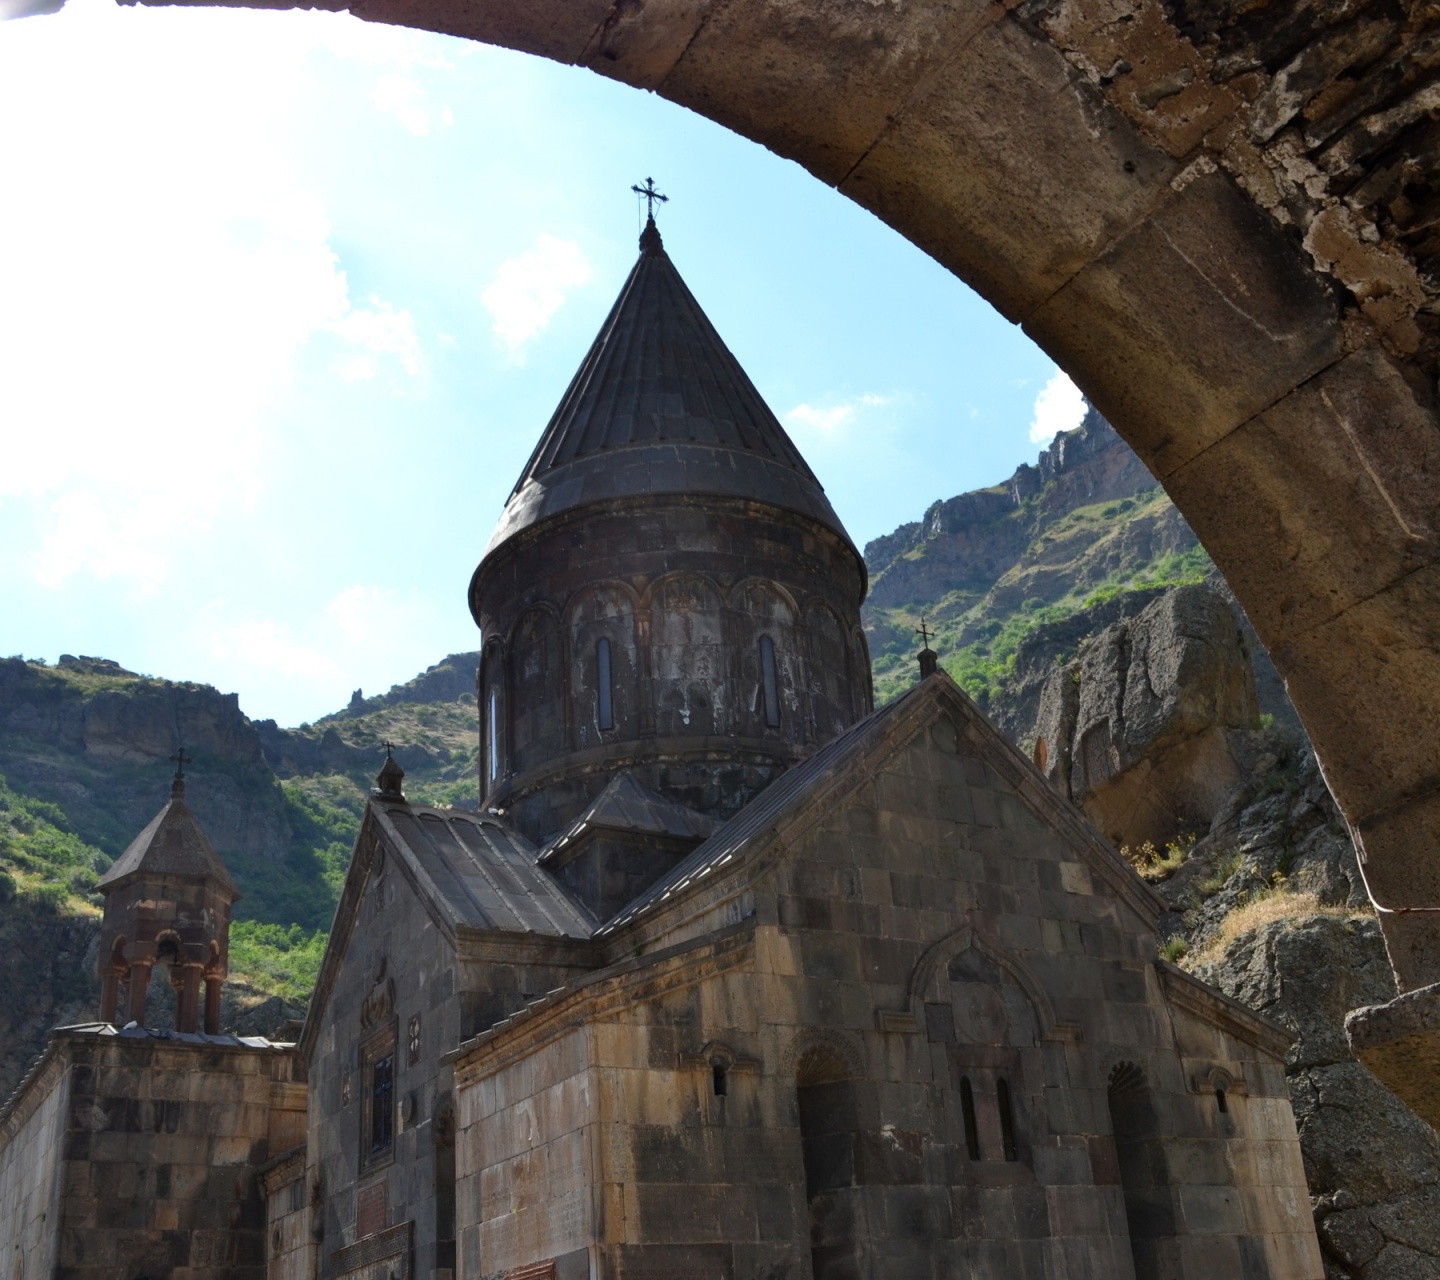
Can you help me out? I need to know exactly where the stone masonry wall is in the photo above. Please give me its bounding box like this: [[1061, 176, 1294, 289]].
[[0, 1047, 68, 1280], [55, 1031, 300, 1280], [452, 689, 1321, 1278]]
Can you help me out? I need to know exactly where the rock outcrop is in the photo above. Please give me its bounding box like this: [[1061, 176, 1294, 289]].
[[0, 658, 290, 863], [1028, 584, 1259, 848], [1197, 913, 1440, 1278], [865, 408, 1164, 614]]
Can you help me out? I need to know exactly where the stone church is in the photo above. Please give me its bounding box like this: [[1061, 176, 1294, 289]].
[[0, 215, 1324, 1280]]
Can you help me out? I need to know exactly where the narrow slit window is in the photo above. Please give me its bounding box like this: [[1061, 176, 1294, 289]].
[[997, 1077, 1018, 1162], [759, 635, 780, 728], [1215, 1087, 1228, 1114], [488, 691, 499, 781], [960, 1076, 980, 1160], [712, 1061, 728, 1097], [370, 1053, 394, 1155], [596, 637, 614, 731]]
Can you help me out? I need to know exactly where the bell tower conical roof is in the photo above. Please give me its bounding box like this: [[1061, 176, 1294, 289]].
[[483, 217, 856, 562]]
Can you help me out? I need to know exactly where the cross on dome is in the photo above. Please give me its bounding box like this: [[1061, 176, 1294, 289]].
[[631, 177, 668, 222]]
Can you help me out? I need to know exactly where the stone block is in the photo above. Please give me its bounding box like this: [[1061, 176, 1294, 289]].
[[1178, 1183, 1246, 1235], [1025, 170, 1342, 480]]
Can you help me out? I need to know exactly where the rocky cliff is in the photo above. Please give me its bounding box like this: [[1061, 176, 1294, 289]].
[[863, 408, 1208, 706]]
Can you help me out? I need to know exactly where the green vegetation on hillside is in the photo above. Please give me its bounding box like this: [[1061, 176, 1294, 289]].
[[867, 486, 1214, 706], [0, 771, 108, 916]]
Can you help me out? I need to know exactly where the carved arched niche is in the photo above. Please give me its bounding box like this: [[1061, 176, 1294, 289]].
[[847, 626, 874, 725], [568, 582, 640, 750], [731, 579, 803, 743], [882, 923, 1079, 1171], [803, 599, 850, 745], [649, 574, 727, 738], [509, 604, 566, 777]]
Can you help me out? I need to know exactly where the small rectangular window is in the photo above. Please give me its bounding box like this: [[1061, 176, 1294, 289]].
[[759, 635, 780, 728], [997, 1077, 1018, 1162], [960, 1075, 980, 1160], [371, 1053, 394, 1154], [597, 637, 614, 731], [360, 1022, 398, 1173]]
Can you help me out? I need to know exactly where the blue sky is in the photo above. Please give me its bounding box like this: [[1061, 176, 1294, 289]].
[[0, 0, 1087, 726]]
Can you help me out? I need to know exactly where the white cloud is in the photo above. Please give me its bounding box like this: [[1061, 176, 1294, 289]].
[[209, 619, 340, 682], [1028, 369, 1088, 444], [785, 392, 898, 439], [195, 584, 447, 722], [0, 0, 433, 593], [371, 73, 454, 136], [329, 299, 428, 382], [481, 236, 593, 355], [788, 403, 857, 433]]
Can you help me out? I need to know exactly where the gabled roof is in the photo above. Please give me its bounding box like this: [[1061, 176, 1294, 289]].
[[374, 804, 596, 936], [298, 799, 595, 1063], [538, 772, 718, 867], [96, 781, 239, 899], [483, 219, 855, 560], [598, 671, 1169, 937]]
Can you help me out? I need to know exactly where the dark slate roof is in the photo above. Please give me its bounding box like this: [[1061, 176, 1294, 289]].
[[538, 773, 718, 867], [374, 803, 595, 938], [597, 686, 923, 934], [484, 218, 854, 557], [96, 781, 239, 898]]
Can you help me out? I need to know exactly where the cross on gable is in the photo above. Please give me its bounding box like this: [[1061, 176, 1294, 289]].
[[631, 177, 668, 221], [915, 618, 934, 649]]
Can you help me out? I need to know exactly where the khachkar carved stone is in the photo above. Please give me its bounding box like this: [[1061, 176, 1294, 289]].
[[95, 757, 240, 1034], [471, 216, 874, 845]]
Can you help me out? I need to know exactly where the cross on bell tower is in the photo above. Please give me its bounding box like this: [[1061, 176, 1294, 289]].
[[916, 617, 939, 680]]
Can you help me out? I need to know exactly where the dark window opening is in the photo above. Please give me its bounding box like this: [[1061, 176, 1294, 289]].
[[712, 1061, 728, 1097], [997, 1077, 1018, 1162], [960, 1076, 980, 1160], [487, 691, 499, 782], [1215, 1087, 1228, 1114], [759, 635, 780, 728], [596, 637, 614, 731], [370, 1053, 394, 1155]]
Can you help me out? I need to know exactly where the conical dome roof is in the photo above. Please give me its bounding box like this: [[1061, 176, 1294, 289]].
[[484, 219, 854, 558], [96, 777, 239, 899]]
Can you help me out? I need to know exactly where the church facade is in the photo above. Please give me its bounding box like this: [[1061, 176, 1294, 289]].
[[1, 216, 1323, 1280]]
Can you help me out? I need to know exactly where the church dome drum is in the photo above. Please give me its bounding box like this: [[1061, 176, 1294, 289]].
[[470, 216, 872, 843]]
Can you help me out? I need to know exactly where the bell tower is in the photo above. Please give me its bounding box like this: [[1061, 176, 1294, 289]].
[[470, 209, 873, 845], [95, 751, 240, 1034]]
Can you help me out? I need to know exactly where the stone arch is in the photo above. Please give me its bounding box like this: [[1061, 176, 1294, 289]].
[[508, 602, 567, 775], [1107, 1059, 1173, 1278], [647, 572, 727, 738], [801, 598, 852, 744], [901, 921, 1065, 1045], [65, 0, 1440, 987], [780, 1027, 864, 1083], [729, 577, 803, 742], [567, 581, 641, 749], [847, 627, 874, 724]]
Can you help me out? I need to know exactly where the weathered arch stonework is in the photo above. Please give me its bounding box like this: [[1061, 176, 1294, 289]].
[[113, 0, 1440, 1005]]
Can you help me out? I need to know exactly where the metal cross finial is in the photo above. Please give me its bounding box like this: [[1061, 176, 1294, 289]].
[[631, 177, 668, 221], [169, 745, 192, 779], [382, 740, 396, 761], [916, 618, 934, 649]]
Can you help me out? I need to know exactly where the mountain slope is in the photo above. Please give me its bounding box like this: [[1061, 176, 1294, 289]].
[[864, 410, 1209, 706]]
